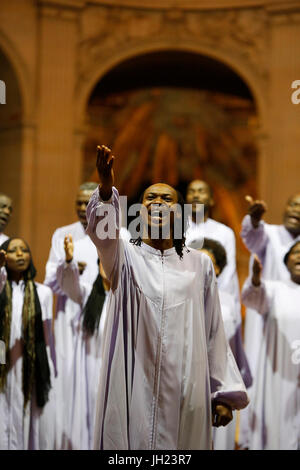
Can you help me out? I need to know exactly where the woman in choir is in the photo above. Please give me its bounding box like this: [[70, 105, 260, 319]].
[[241, 241, 300, 450], [85, 144, 249, 450], [191, 238, 252, 449], [0, 238, 55, 450], [56, 234, 110, 450]]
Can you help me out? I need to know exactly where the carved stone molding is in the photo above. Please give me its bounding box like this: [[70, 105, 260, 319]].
[[37, 0, 85, 19], [85, 0, 269, 11], [78, 5, 270, 85]]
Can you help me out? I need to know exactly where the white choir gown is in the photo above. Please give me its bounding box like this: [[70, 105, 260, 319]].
[[44, 220, 99, 448], [86, 187, 249, 450], [241, 277, 300, 450], [186, 218, 241, 314], [213, 289, 252, 450], [0, 267, 56, 449], [56, 260, 108, 450], [0, 233, 9, 246], [239, 214, 300, 447]]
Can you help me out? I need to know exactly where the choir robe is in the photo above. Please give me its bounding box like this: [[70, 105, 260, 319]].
[[56, 260, 108, 450], [213, 290, 252, 450], [0, 233, 8, 245], [241, 277, 300, 450], [44, 220, 99, 448], [0, 267, 56, 450], [239, 215, 300, 447], [86, 187, 249, 450], [186, 218, 240, 314]]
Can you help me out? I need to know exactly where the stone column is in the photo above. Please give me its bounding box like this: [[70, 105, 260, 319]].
[[264, 4, 300, 223], [33, 0, 84, 280]]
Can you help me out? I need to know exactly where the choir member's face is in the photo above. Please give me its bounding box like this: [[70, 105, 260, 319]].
[[186, 180, 213, 216], [287, 243, 300, 284], [283, 194, 300, 235], [142, 184, 178, 232], [0, 194, 13, 233], [76, 190, 94, 229], [6, 239, 31, 273], [200, 249, 221, 277]]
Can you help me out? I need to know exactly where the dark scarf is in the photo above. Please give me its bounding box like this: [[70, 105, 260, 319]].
[[82, 274, 106, 335], [0, 239, 51, 409]]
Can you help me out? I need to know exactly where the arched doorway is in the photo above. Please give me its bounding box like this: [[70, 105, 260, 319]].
[[81, 50, 259, 287], [0, 47, 23, 237]]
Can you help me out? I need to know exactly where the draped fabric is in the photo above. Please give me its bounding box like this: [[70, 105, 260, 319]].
[[86, 187, 249, 450], [242, 278, 300, 450]]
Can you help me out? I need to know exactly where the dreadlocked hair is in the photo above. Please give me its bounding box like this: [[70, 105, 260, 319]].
[[0, 238, 51, 409], [129, 188, 188, 259]]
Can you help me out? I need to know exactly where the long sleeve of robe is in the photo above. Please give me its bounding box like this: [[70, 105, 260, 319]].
[[86, 187, 249, 450], [56, 259, 108, 450], [241, 277, 300, 450]]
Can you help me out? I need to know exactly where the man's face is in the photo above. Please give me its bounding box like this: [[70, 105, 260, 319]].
[[6, 238, 31, 274], [142, 184, 179, 235], [75, 190, 94, 228], [0, 195, 13, 233], [283, 194, 300, 235], [287, 243, 300, 284], [186, 180, 213, 215]]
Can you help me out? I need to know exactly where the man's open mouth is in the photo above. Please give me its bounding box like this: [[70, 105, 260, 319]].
[[287, 214, 300, 224]]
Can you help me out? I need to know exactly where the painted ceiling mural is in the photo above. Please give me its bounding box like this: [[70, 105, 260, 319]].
[[83, 87, 257, 242]]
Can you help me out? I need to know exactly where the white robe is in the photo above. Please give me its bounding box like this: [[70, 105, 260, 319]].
[[0, 233, 8, 245], [86, 187, 249, 450], [56, 260, 108, 450], [44, 220, 99, 448], [241, 277, 300, 450], [240, 215, 300, 447], [0, 267, 56, 450], [213, 289, 252, 450], [186, 218, 240, 313]]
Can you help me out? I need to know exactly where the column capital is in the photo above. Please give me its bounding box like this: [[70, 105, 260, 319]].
[[37, 0, 85, 11]]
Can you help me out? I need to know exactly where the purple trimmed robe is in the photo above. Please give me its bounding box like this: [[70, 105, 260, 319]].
[[86, 187, 249, 450]]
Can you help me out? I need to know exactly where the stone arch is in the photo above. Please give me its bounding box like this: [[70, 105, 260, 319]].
[[0, 29, 33, 122], [75, 40, 267, 134], [0, 31, 35, 238]]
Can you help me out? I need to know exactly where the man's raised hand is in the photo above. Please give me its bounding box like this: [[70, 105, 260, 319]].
[[96, 145, 114, 200], [0, 250, 6, 268], [245, 195, 267, 228], [64, 234, 74, 262]]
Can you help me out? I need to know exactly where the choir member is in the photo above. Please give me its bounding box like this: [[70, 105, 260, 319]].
[[0, 239, 55, 449], [193, 238, 252, 449], [86, 145, 249, 450], [0, 193, 13, 244], [239, 193, 300, 447], [241, 243, 300, 450], [185, 180, 240, 313], [56, 234, 109, 449], [44, 182, 99, 448]]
